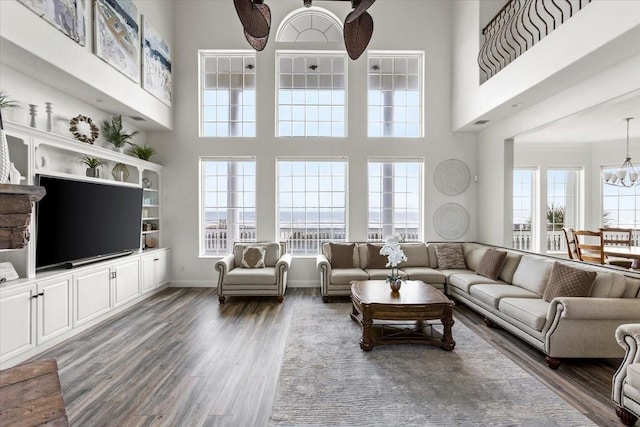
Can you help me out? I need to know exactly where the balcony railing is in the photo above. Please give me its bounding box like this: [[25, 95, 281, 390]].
[[512, 229, 640, 254], [203, 226, 420, 256], [479, 0, 592, 81]]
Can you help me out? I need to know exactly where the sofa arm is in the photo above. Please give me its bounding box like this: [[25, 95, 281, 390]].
[[549, 297, 640, 321], [215, 254, 235, 292], [613, 324, 640, 405], [276, 253, 292, 290], [317, 254, 332, 297]]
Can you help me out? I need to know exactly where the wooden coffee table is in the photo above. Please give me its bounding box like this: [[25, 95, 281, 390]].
[[350, 280, 455, 351]]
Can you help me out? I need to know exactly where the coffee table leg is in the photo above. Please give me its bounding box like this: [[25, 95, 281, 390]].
[[360, 304, 374, 351], [441, 306, 456, 351]]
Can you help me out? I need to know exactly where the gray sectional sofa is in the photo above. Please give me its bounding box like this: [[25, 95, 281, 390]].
[[316, 241, 640, 368]]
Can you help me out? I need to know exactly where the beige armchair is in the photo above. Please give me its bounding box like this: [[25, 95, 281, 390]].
[[613, 324, 640, 426], [215, 242, 291, 304]]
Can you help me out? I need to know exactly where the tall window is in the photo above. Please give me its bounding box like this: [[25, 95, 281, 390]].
[[277, 53, 346, 137], [547, 168, 580, 252], [602, 166, 640, 228], [368, 159, 422, 242], [200, 158, 256, 255], [199, 51, 256, 137], [368, 52, 423, 138], [513, 168, 535, 251], [278, 159, 347, 255]]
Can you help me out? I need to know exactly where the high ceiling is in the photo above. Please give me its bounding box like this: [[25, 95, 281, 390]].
[[515, 91, 640, 144]]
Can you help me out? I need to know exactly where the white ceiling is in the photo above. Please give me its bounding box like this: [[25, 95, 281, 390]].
[[515, 91, 640, 144]]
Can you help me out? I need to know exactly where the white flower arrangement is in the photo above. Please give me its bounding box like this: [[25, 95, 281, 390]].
[[379, 232, 407, 283]]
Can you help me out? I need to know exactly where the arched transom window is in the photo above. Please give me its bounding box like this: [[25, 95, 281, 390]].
[[276, 7, 343, 43]]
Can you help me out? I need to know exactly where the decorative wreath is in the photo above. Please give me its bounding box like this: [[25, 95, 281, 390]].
[[69, 114, 99, 144]]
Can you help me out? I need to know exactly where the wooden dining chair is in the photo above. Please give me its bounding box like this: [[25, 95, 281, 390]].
[[574, 230, 605, 264], [600, 227, 634, 268], [561, 228, 579, 260]]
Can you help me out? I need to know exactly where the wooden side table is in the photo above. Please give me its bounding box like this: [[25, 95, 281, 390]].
[[0, 360, 68, 426]]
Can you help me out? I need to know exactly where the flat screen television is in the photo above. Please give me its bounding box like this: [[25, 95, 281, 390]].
[[36, 175, 143, 269]]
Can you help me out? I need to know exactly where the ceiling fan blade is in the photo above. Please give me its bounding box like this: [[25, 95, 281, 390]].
[[344, 11, 373, 60], [345, 0, 375, 24], [244, 3, 271, 51], [234, 0, 270, 38]]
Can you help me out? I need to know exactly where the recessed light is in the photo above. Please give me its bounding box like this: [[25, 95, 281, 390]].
[[474, 119, 490, 125]]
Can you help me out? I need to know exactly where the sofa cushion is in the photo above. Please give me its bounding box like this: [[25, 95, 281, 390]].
[[434, 244, 466, 269], [329, 243, 357, 268], [426, 245, 439, 268], [234, 242, 280, 267], [499, 252, 522, 283], [476, 249, 508, 280], [448, 274, 501, 293], [330, 268, 369, 285], [511, 256, 554, 296], [225, 267, 277, 285], [365, 243, 387, 268], [628, 363, 640, 389], [365, 268, 407, 280], [398, 243, 429, 267], [400, 267, 447, 284], [463, 243, 488, 272], [498, 298, 550, 331], [543, 262, 597, 302], [590, 270, 627, 298], [470, 284, 540, 309], [241, 246, 266, 268]]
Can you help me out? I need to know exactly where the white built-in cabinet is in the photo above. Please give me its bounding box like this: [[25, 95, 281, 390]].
[[0, 120, 170, 369]]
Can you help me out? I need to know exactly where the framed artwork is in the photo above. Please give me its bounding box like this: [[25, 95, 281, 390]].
[[141, 16, 172, 106], [94, 0, 140, 83], [17, 0, 86, 46]]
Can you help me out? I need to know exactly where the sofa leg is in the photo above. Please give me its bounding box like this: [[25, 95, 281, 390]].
[[276, 295, 284, 303], [483, 318, 496, 328], [616, 406, 639, 426], [545, 356, 561, 370], [322, 296, 329, 303], [218, 296, 225, 304]]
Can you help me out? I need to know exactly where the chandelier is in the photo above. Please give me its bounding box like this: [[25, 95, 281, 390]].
[[604, 117, 639, 187], [234, 0, 376, 60]]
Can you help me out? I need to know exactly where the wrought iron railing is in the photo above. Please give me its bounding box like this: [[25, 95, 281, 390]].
[[479, 0, 592, 81]]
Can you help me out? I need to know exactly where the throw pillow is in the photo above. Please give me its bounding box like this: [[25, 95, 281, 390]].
[[434, 244, 466, 269], [476, 248, 508, 280], [542, 262, 597, 302], [366, 243, 388, 269], [241, 246, 266, 268], [329, 243, 356, 269]]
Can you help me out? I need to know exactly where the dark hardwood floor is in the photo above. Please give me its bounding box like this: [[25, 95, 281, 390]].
[[28, 287, 623, 426]]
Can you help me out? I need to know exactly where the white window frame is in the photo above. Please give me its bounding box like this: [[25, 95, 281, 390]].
[[546, 167, 581, 253], [198, 50, 257, 138], [513, 167, 537, 251], [367, 158, 423, 242], [277, 157, 348, 255], [200, 157, 257, 256], [367, 51, 424, 138], [276, 51, 347, 138]]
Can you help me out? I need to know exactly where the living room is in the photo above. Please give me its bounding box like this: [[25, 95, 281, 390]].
[[1, 0, 640, 425]]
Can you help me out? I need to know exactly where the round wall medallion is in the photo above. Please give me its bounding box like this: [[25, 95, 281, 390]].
[[434, 159, 471, 196], [433, 203, 469, 240], [69, 114, 99, 144]]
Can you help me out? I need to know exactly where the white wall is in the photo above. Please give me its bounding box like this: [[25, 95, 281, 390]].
[[150, 0, 478, 287], [0, 0, 174, 129], [452, 0, 640, 131]]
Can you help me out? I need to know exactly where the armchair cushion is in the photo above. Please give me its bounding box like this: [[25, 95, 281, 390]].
[[234, 242, 280, 267], [225, 267, 277, 285], [241, 246, 266, 268]]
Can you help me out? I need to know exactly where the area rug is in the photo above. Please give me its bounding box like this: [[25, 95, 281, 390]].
[[269, 302, 595, 427]]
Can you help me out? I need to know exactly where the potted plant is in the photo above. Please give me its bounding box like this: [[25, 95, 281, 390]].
[[101, 114, 138, 152], [78, 155, 104, 178], [128, 144, 156, 161]]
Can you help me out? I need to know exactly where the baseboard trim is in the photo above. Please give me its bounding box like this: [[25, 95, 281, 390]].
[[168, 280, 319, 288]]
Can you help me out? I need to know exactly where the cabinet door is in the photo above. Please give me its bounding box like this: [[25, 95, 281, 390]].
[[37, 276, 72, 345], [74, 267, 112, 326], [114, 259, 140, 307], [141, 255, 155, 293], [155, 250, 169, 286], [0, 285, 37, 365]]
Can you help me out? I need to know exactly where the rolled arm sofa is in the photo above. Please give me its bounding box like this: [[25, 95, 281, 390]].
[[613, 324, 640, 426], [317, 241, 640, 368], [215, 242, 291, 304]]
